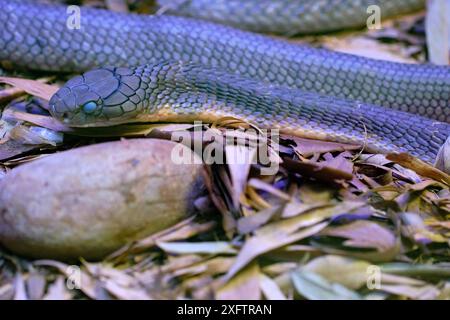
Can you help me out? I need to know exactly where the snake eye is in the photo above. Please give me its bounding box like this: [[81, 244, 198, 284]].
[[82, 101, 98, 114]]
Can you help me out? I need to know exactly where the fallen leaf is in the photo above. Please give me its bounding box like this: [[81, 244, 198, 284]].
[[291, 271, 362, 300], [83, 263, 152, 300], [13, 273, 28, 300], [43, 277, 72, 300], [321, 36, 418, 63], [0, 76, 58, 102], [26, 271, 46, 300], [157, 241, 237, 255], [437, 282, 450, 299], [387, 153, 450, 185], [0, 139, 40, 161], [321, 152, 354, 175], [319, 220, 399, 261], [0, 86, 27, 104], [237, 205, 284, 234], [172, 257, 235, 278], [401, 212, 448, 244], [285, 136, 360, 157], [9, 125, 63, 146], [33, 260, 106, 300], [225, 222, 329, 280], [248, 178, 291, 201], [380, 284, 440, 300], [225, 144, 256, 208], [105, 0, 129, 12], [303, 255, 371, 290], [282, 157, 353, 182], [217, 263, 261, 300], [3, 108, 71, 132], [259, 274, 287, 300], [0, 283, 14, 300], [108, 218, 215, 259]]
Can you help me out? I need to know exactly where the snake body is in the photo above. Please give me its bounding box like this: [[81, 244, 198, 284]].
[[1, 1, 450, 164], [1, 1, 450, 122], [158, 0, 426, 35], [49, 61, 450, 163]]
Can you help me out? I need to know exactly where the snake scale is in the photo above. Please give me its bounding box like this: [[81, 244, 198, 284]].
[[1, 0, 450, 164], [158, 0, 426, 34]]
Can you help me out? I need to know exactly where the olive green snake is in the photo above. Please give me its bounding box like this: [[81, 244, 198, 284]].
[[1, 0, 450, 166]]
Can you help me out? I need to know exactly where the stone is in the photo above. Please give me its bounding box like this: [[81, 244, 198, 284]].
[[0, 139, 205, 261]]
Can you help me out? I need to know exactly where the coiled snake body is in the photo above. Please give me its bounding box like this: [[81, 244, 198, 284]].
[[1, 0, 450, 164], [159, 0, 426, 34]]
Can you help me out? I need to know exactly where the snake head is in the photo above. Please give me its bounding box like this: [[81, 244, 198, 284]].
[[49, 67, 145, 127]]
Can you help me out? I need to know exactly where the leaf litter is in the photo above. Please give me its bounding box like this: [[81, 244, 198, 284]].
[[0, 1, 449, 301]]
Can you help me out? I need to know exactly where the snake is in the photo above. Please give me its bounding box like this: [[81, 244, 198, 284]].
[[158, 0, 426, 35], [1, 1, 450, 165]]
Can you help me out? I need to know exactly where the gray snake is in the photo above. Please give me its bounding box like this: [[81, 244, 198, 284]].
[[158, 0, 426, 35], [0, 0, 450, 165]]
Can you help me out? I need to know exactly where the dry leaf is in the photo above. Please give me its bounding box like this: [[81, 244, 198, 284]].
[[225, 222, 329, 280], [225, 144, 256, 208], [303, 255, 371, 290], [3, 108, 71, 133], [217, 263, 261, 300], [248, 178, 291, 201], [33, 260, 105, 300], [157, 241, 237, 255], [105, 0, 129, 12], [387, 153, 450, 184], [291, 271, 362, 300], [287, 136, 360, 157], [259, 274, 287, 300], [320, 221, 399, 261], [43, 277, 72, 300], [0, 283, 14, 300], [13, 273, 28, 300], [380, 284, 440, 300], [237, 205, 284, 234], [321, 36, 418, 63], [108, 217, 215, 259], [282, 157, 353, 182], [0, 76, 58, 102], [26, 271, 46, 300]]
